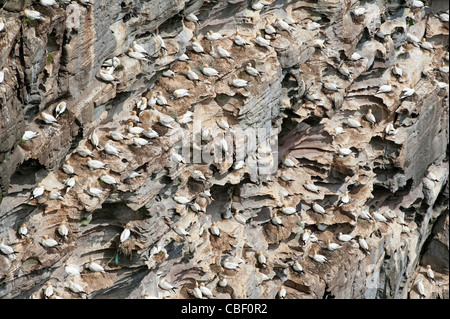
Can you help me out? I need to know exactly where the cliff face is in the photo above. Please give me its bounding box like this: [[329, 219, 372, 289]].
[[0, 0, 448, 299]]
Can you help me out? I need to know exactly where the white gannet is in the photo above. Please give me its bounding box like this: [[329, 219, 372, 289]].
[[99, 69, 117, 82], [44, 282, 54, 298], [376, 80, 392, 94], [206, 30, 223, 41], [147, 92, 157, 108], [22, 130, 39, 142], [439, 62, 449, 73], [64, 262, 80, 277], [173, 193, 190, 204], [323, 79, 340, 91], [347, 115, 362, 128], [420, 38, 434, 51], [87, 184, 103, 199], [331, 127, 345, 137], [264, 18, 277, 35], [304, 180, 319, 193], [279, 171, 295, 182], [353, 6, 366, 17], [426, 265, 435, 281], [281, 155, 296, 167], [383, 123, 397, 136], [193, 282, 203, 299], [62, 160, 75, 175], [185, 12, 198, 22], [350, 52, 363, 61], [171, 152, 185, 164], [251, 0, 264, 10], [104, 141, 121, 157], [313, 39, 325, 49], [132, 40, 149, 56], [281, 204, 296, 215], [257, 251, 267, 267], [0, 238, 15, 255], [437, 81, 448, 89], [202, 64, 219, 77], [234, 30, 250, 47], [199, 189, 212, 199], [23, 9, 43, 20], [200, 283, 214, 298], [64, 176, 76, 192], [210, 222, 220, 237], [109, 130, 127, 141], [155, 91, 168, 106], [365, 109, 376, 124], [392, 63, 403, 77], [162, 69, 175, 77], [100, 173, 118, 185], [338, 63, 351, 78], [89, 129, 100, 149], [275, 17, 293, 34], [57, 221, 69, 237], [407, 33, 420, 45], [327, 240, 343, 251], [278, 286, 286, 299], [218, 275, 228, 287], [137, 97, 148, 112], [312, 202, 326, 215], [219, 132, 228, 153], [41, 235, 58, 248], [338, 232, 353, 242], [174, 224, 190, 237], [439, 12, 449, 22], [49, 190, 64, 201], [0, 18, 5, 33], [245, 63, 260, 76], [68, 280, 85, 294], [292, 261, 304, 274], [340, 191, 350, 205], [173, 88, 190, 99], [128, 48, 149, 61], [177, 111, 194, 125], [411, 0, 426, 8], [255, 35, 271, 48], [54, 101, 66, 118], [231, 74, 248, 88], [359, 209, 372, 220], [192, 170, 207, 181], [215, 45, 233, 60], [416, 279, 425, 298], [306, 20, 321, 31], [358, 235, 370, 254], [400, 85, 415, 99], [40, 112, 58, 125], [383, 208, 396, 221], [184, 65, 200, 82], [133, 135, 150, 147], [233, 210, 247, 225], [143, 128, 159, 139], [191, 37, 205, 53], [88, 257, 105, 272], [127, 122, 145, 135], [120, 223, 131, 243], [312, 250, 329, 263], [271, 213, 284, 226], [125, 171, 142, 180], [216, 117, 229, 130], [18, 223, 28, 238], [371, 211, 388, 223], [30, 183, 45, 200], [338, 146, 353, 157]]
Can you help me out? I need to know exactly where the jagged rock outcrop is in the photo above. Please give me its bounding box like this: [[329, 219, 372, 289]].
[[0, 0, 448, 299]]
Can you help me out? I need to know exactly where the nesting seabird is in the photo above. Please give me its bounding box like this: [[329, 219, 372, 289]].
[[371, 211, 388, 223], [255, 34, 271, 48], [281, 204, 296, 215], [99, 173, 118, 185], [202, 64, 219, 77], [312, 202, 326, 215], [416, 279, 425, 298], [191, 37, 205, 53], [77, 145, 95, 158], [426, 265, 435, 281], [57, 221, 69, 238], [120, 223, 131, 243], [18, 223, 28, 238], [234, 30, 250, 47], [64, 262, 80, 277], [159, 277, 176, 292], [173, 193, 190, 205], [193, 282, 203, 299], [143, 128, 159, 139], [0, 238, 15, 255], [88, 257, 105, 272], [338, 232, 353, 242], [264, 18, 277, 35], [327, 240, 343, 251], [257, 251, 267, 267], [304, 180, 319, 193], [184, 65, 200, 82], [40, 112, 58, 125], [392, 63, 403, 77], [218, 275, 228, 287], [200, 283, 214, 298], [358, 235, 370, 254], [171, 152, 185, 164], [347, 115, 362, 128], [23, 9, 44, 20], [104, 141, 121, 157], [54, 101, 66, 118], [231, 74, 248, 88], [275, 17, 293, 34], [133, 135, 150, 147], [322, 79, 340, 91], [233, 210, 247, 225], [68, 280, 85, 294], [365, 109, 376, 124], [99, 69, 117, 82], [400, 85, 415, 99], [173, 88, 190, 99], [128, 48, 149, 61], [64, 176, 77, 193], [41, 235, 58, 248], [245, 63, 260, 76], [206, 30, 223, 41], [312, 250, 329, 263], [21, 130, 39, 142], [30, 183, 45, 200], [44, 282, 54, 298]]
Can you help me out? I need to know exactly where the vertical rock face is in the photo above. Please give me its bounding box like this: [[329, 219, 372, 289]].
[[0, 0, 448, 299]]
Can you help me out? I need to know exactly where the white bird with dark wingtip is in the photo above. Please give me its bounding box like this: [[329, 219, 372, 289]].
[[358, 235, 370, 254], [58, 221, 69, 238], [41, 235, 58, 248], [347, 115, 362, 128], [190, 37, 205, 53], [416, 279, 425, 298], [264, 18, 277, 35], [327, 240, 342, 251], [400, 85, 415, 99], [323, 79, 340, 91], [371, 211, 388, 223], [22, 130, 39, 142], [206, 30, 222, 41], [392, 63, 403, 77], [87, 184, 103, 198], [100, 173, 117, 185], [193, 282, 203, 299], [202, 64, 219, 77], [271, 212, 284, 226], [0, 238, 15, 255], [275, 17, 293, 34], [350, 52, 363, 61], [173, 193, 190, 205], [304, 180, 319, 193], [278, 286, 286, 298], [64, 176, 76, 193], [255, 34, 271, 48], [426, 265, 435, 281], [120, 223, 131, 243], [23, 9, 44, 20], [292, 261, 304, 274], [257, 251, 267, 267], [385, 123, 398, 136], [40, 112, 58, 125], [156, 114, 174, 129], [234, 30, 250, 47], [231, 74, 248, 88], [173, 88, 190, 99], [64, 262, 80, 277], [18, 223, 28, 238], [281, 204, 296, 215], [99, 69, 117, 82], [132, 40, 149, 56], [109, 130, 127, 141], [245, 63, 260, 76], [376, 80, 392, 94], [338, 232, 353, 242], [54, 101, 66, 118], [68, 280, 85, 294], [210, 222, 220, 237], [30, 183, 45, 200], [44, 282, 54, 298], [128, 48, 149, 61], [365, 109, 376, 124], [312, 250, 329, 263], [200, 283, 214, 298], [104, 141, 121, 157], [233, 210, 247, 225], [173, 224, 190, 237], [251, 0, 264, 10], [88, 257, 105, 272], [133, 135, 150, 147], [312, 202, 326, 215]]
